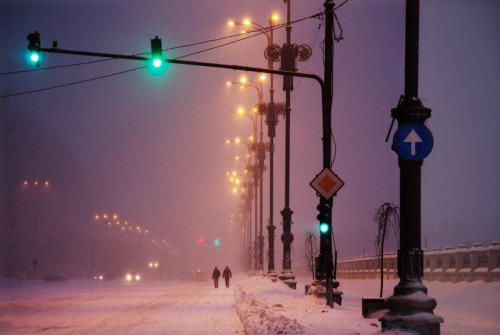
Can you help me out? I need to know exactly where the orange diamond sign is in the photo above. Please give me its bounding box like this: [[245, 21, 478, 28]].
[[310, 168, 344, 200]]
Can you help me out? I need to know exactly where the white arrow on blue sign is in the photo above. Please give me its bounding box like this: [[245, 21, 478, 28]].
[[393, 123, 433, 161]]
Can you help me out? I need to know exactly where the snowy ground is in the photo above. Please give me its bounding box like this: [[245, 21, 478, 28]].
[[1, 273, 499, 334]]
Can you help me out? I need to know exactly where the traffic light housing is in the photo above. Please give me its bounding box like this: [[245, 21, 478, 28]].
[[151, 36, 163, 68], [315, 255, 325, 280], [27, 31, 41, 67], [317, 203, 330, 235]]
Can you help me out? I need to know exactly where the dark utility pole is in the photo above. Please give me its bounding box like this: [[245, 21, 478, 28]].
[[319, 0, 335, 308], [380, 1, 443, 333]]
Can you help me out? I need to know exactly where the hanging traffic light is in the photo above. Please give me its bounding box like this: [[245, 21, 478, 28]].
[[27, 31, 41, 67], [151, 36, 163, 68]]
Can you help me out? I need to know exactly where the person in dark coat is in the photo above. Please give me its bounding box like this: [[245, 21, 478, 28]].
[[222, 266, 232, 288], [212, 266, 220, 288]]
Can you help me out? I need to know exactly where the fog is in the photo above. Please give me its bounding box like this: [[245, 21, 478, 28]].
[[1, 1, 499, 279]]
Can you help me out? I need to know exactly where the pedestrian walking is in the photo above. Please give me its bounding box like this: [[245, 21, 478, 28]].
[[212, 266, 220, 288], [222, 266, 232, 288]]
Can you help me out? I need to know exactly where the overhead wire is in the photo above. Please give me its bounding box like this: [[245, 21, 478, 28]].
[[0, 67, 147, 98]]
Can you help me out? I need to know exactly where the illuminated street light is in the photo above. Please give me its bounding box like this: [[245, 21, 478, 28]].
[[227, 15, 280, 274], [22, 178, 50, 280]]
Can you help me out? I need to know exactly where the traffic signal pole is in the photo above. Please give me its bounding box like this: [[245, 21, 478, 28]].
[[35, 46, 323, 85], [320, 0, 335, 309]]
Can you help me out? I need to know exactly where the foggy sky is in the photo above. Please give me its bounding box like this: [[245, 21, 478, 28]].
[[1, 0, 499, 276]]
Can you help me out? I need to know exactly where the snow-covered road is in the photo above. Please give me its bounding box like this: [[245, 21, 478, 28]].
[[1, 279, 244, 334], [1, 274, 499, 334]]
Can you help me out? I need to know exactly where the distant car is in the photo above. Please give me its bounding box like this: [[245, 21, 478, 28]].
[[193, 269, 208, 281], [125, 273, 141, 282]]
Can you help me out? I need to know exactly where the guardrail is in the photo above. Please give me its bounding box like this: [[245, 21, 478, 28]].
[[335, 241, 500, 282]]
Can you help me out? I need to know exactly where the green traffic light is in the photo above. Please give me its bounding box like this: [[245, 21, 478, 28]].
[[153, 58, 162, 68], [151, 36, 163, 69], [30, 53, 39, 62], [214, 239, 220, 246], [319, 223, 329, 234]]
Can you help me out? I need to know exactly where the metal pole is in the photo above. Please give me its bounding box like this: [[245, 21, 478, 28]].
[[380, 1, 443, 333], [279, 0, 294, 281], [258, 134, 264, 271], [320, 0, 335, 308], [37, 46, 323, 86], [266, 14, 277, 276]]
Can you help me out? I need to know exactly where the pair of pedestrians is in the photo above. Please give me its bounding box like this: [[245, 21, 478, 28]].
[[211, 266, 232, 288]]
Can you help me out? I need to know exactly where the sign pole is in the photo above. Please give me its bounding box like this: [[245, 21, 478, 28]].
[[380, 1, 443, 333]]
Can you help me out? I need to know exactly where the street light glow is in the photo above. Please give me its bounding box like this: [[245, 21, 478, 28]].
[[243, 19, 251, 26], [272, 14, 279, 21], [227, 20, 235, 26]]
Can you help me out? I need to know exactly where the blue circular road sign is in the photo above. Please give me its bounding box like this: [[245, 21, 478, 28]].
[[393, 123, 433, 161]]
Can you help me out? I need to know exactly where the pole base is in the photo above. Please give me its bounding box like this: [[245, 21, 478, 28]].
[[379, 290, 443, 335], [306, 279, 342, 307]]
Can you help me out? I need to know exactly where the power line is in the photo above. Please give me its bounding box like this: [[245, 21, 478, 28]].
[[0, 66, 146, 98]]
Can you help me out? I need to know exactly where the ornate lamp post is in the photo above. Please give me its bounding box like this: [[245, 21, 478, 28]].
[[230, 108, 260, 271], [263, 0, 312, 283], [228, 14, 285, 276], [226, 137, 255, 271]]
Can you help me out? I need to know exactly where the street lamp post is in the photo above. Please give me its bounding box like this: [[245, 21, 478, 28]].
[[228, 14, 282, 276], [228, 77, 268, 272], [226, 138, 255, 271], [23, 179, 49, 281], [277, 0, 312, 285], [230, 108, 260, 271]]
